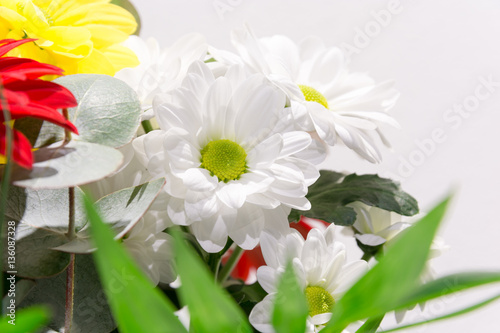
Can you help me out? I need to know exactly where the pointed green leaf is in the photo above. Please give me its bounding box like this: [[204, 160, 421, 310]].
[[323, 196, 451, 332], [83, 194, 186, 333], [355, 315, 384, 333], [0, 306, 50, 333], [172, 231, 252, 333], [378, 292, 500, 333], [272, 262, 308, 333]]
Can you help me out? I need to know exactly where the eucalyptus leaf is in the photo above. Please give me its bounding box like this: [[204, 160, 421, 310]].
[[289, 171, 418, 226], [10, 141, 124, 189], [83, 194, 186, 333], [36, 74, 140, 149], [2, 279, 36, 312], [323, 196, 451, 332], [55, 178, 166, 254], [271, 262, 308, 333], [2, 186, 86, 278], [19, 254, 116, 333], [172, 230, 252, 333], [0, 306, 51, 333]]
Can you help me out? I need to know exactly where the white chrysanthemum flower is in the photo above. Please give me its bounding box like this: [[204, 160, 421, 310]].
[[347, 202, 411, 248], [115, 34, 207, 119], [83, 144, 176, 285], [123, 216, 176, 285], [210, 27, 400, 162], [249, 225, 368, 332], [133, 61, 322, 252]]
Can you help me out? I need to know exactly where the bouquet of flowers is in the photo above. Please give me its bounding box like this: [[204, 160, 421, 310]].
[[1, 1, 499, 333]]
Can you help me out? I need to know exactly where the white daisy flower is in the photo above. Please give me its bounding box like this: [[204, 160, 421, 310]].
[[249, 225, 368, 332], [133, 61, 322, 252], [347, 201, 411, 248], [115, 34, 208, 120], [210, 26, 400, 162]]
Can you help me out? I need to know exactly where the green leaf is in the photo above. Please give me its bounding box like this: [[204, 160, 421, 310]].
[[271, 262, 308, 333], [19, 254, 116, 333], [290, 171, 419, 226], [323, 196, 451, 332], [37, 74, 141, 149], [378, 292, 500, 332], [83, 193, 186, 333], [10, 141, 123, 189], [2, 279, 36, 312], [1, 186, 86, 278], [355, 315, 384, 333], [0, 306, 50, 333], [172, 230, 252, 333], [110, 0, 141, 35], [395, 272, 500, 312], [54, 178, 166, 253]]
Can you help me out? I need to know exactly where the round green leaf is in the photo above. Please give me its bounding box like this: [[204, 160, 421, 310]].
[[10, 141, 124, 189], [36, 74, 141, 148]]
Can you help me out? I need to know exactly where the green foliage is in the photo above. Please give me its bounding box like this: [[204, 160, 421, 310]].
[[19, 255, 115, 333], [9, 141, 124, 189], [289, 171, 419, 226], [323, 196, 451, 332], [271, 262, 308, 333], [172, 230, 253, 333], [2, 180, 164, 278], [0, 306, 50, 333], [38, 75, 141, 149], [84, 193, 186, 333]]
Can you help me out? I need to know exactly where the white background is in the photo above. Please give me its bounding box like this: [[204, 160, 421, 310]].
[[131, 0, 500, 331]]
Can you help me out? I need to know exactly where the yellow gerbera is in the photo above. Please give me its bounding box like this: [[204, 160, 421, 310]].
[[0, 0, 139, 75]]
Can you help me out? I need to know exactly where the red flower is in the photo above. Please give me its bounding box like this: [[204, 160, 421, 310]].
[[225, 216, 330, 283], [0, 39, 78, 169]]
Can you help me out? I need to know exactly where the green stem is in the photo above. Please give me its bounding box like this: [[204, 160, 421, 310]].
[[65, 187, 76, 241], [62, 108, 72, 143], [361, 252, 373, 261], [0, 83, 13, 308], [64, 253, 76, 333], [141, 119, 153, 133], [217, 245, 244, 284]]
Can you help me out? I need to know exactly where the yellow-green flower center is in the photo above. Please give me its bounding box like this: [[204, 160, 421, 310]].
[[305, 286, 335, 317], [298, 85, 329, 109], [200, 139, 247, 183]]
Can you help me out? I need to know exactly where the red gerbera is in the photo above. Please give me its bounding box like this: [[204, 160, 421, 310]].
[[0, 38, 78, 169]]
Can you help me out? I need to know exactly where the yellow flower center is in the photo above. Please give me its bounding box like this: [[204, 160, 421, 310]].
[[200, 139, 247, 183], [298, 85, 329, 109], [305, 286, 335, 317]]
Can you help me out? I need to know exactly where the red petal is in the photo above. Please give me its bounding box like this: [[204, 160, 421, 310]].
[[0, 39, 37, 57], [0, 124, 33, 169], [4, 102, 78, 134], [0, 57, 64, 83], [5, 80, 77, 108]]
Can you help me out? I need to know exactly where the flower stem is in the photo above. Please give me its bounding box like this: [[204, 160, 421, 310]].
[[361, 252, 373, 262], [64, 253, 76, 333], [66, 187, 76, 241], [0, 83, 13, 310], [217, 245, 244, 284], [141, 119, 154, 133], [63, 108, 72, 143]]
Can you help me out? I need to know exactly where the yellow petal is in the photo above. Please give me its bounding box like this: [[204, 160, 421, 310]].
[[55, 3, 137, 36], [102, 43, 139, 72], [0, 7, 28, 30], [83, 24, 129, 49], [20, 1, 50, 31], [48, 0, 109, 20], [42, 26, 92, 57], [77, 48, 115, 75]]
